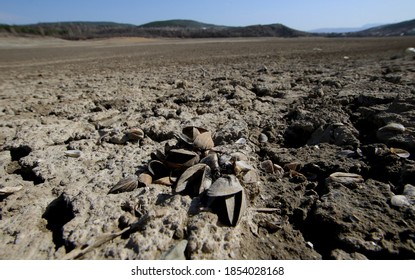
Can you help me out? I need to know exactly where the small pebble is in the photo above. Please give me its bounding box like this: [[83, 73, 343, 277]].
[[405, 47, 415, 54], [160, 240, 188, 260], [258, 133, 268, 143], [391, 195, 411, 207], [403, 184, 415, 204], [260, 160, 275, 173], [201, 241, 215, 254], [403, 184, 415, 198]]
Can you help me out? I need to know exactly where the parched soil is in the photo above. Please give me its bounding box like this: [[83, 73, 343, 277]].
[[0, 36, 415, 260]]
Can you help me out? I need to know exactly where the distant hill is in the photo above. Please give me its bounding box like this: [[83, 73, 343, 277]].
[[353, 18, 415, 36], [0, 18, 414, 39], [0, 21, 137, 39], [139, 19, 224, 29], [0, 19, 308, 39]]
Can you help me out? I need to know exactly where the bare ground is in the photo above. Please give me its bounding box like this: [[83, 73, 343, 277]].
[[0, 36, 415, 259]]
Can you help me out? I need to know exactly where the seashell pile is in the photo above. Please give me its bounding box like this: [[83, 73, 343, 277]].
[[109, 126, 253, 227], [98, 127, 145, 145]]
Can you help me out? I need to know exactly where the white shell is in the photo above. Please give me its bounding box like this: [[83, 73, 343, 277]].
[[377, 123, 405, 142], [328, 172, 364, 185], [64, 150, 82, 158], [390, 147, 410, 158], [381, 123, 405, 132], [0, 185, 23, 195]]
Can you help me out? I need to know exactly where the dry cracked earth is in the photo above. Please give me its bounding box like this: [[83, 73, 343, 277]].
[[1, 36, 415, 260]]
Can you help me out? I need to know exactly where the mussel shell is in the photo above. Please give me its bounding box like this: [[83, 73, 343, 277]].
[[211, 186, 246, 226], [153, 176, 173, 186], [225, 195, 236, 226], [390, 147, 410, 158], [180, 126, 208, 144], [193, 131, 214, 150], [328, 172, 364, 185], [126, 128, 144, 141], [200, 152, 220, 172], [182, 126, 199, 139], [224, 189, 247, 226], [379, 123, 405, 133], [108, 176, 138, 194], [148, 160, 170, 179], [150, 149, 165, 161], [138, 172, 152, 187], [164, 149, 200, 169], [65, 150, 82, 158], [207, 175, 243, 197], [0, 185, 23, 196], [175, 163, 211, 196], [377, 123, 405, 142]]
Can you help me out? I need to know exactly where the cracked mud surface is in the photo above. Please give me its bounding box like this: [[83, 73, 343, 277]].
[[1, 36, 415, 259]]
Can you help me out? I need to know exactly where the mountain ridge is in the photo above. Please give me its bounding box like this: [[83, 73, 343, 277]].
[[139, 19, 226, 29], [353, 18, 415, 36], [310, 23, 385, 33]]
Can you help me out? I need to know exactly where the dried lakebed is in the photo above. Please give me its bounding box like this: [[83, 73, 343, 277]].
[[1, 37, 415, 259]]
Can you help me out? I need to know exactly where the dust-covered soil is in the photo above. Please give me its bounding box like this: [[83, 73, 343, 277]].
[[1, 36, 415, 260]]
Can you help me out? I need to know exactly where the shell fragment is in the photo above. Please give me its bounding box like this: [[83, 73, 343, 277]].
[[64, 150, 82, 158]]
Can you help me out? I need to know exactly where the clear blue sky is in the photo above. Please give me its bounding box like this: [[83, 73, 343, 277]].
[[0, 0, 414, 30]]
